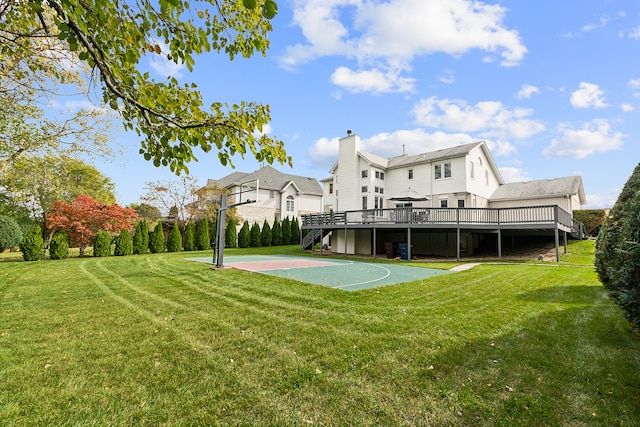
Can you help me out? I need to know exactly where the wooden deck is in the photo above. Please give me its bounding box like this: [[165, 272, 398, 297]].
[[301, 205, 584, 261]]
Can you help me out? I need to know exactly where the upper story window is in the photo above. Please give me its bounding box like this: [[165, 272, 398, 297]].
[[469, 161, 475, 180], [485, 170, 490, 186], [269, 190, 275, 199], [375, 171, 385, 180], [408, 169, 414, 179], [329, 183, 333, 194], [458, 199, 465, 208], [375, 186, 384, 194], [361, 170, 368, 178], [440, 199, 448, 208], [361, 185, 368, 193], [435, 162, 452, 180], [286, 195, 295, 212]]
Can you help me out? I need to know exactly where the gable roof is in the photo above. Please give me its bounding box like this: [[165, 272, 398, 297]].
[[490, 176, 586, 204], [208, 166, 323, 196], [387, 141, 485, 169]]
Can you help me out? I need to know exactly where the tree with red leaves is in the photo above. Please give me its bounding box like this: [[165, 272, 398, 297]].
[[46, 194, 138, 256]]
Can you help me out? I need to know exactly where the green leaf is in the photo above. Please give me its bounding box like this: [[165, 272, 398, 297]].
[[243, 0, 258, 10]]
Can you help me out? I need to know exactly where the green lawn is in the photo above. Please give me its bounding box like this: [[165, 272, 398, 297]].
[[1, 242, 639, 426]]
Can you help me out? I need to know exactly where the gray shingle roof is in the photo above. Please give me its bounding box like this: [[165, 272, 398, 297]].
[[207, 166, 323, 195], [387, 141, 484, 168], [490, 176, 585, 203]]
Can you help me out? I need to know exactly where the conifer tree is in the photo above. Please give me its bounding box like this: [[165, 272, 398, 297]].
[[261, 219, 272, 247], [250, 222, 261, 247], [114, 229, 133, 256], [290, 217, 301, 245], [50, 231, 70, 260], [225, 217, 237, 248], [167, 222, 182, 252], [196, 218, 210, 250], [184, 221, 196, 251], [149, 222, 165, 253], [282, 216, 291, 246], [93, 230, 112, 257], [272, 217, 282, 246], [20, 225, 45, 261], [238, 221, 250, 248]]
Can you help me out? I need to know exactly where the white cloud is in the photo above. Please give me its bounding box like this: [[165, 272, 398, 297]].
[[280, 0, 527, 91], [517, 84, 540, 99], [438, 69, 456, 85], [628, 26, 640, 40], [543, 119, 625, 158], [412, 96, 545, 140], [630, 79, 640, 89], [621, 103, 635, 112], [570, 82, 608, 109], [582, 15, 610, 32], [307, 128, 517, 170], [498, 166, 530, 183], [149, 40, 185, 79], [330, 66, 416, 94]]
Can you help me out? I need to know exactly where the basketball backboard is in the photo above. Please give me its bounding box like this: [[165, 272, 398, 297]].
[[231, 179, 259, 206]]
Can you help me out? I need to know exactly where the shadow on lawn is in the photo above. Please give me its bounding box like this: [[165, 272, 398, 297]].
[[410, 304, 640, 426], [516, 285, 605, 305]]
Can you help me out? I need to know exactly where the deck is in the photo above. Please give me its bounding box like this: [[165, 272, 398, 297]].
[[301, 205, 584, 261]]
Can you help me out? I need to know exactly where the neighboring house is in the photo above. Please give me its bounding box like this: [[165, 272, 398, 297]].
[[202, 166, 323, 226], [304, 132, 586, 260]]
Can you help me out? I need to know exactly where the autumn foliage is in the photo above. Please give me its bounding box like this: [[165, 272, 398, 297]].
[[46, 194, 138, 256]]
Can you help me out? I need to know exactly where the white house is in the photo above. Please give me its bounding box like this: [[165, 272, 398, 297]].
[[203, 165, 323, 226], [304, 132, 586, 261]]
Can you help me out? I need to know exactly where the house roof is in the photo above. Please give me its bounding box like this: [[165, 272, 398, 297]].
[[490, 176, 586, 204], [207, 166, 323, 195], [387, 141, 485, 169]]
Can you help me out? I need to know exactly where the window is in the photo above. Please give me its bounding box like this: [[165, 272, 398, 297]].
[[269, 190, 275, 199], [329, 183, 333, 194], [485, 170, 490, 186], [362, 196, 368, 210], [361, 185, 368, 193], [361, 170, 368, 178], [440, 199, 448, 208], [470, 161, 475, 180], [286, 195, 294, 212], [458, 199, 465, 208], [435, 162, 451, 179], [375, 186, 384, 194], [375, 196, 383, 209], [408, 169, 414, 179], [375, 171, 385, 180]]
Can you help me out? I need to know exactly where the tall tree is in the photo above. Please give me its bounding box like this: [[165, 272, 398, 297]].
[[127, 203, 162, 222], [141, 176, 199, 225], [2, 155, 116, 224], [46, 194, 137, 256], [1, 0, 289, 174]]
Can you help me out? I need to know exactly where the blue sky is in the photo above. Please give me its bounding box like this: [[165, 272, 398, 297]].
[[91, 0, 640, 209]]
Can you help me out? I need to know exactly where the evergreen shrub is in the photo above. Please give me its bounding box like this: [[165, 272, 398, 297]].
[[19, 225, 44, 261], [196, 218, 210, 250], [114, 229, 133, 256], [250, 222, 261, 247], [290, 217, 300, 245], [184, 221, 196, 251], [595, 162, 640, 329], [271, 218, 282, 246], [225, 217, 237, 248], [0, 215, 22, 251], [282, 217, 291, 246], [261, 219, 272, 246], [238, 221, 250, 248], [149, 223, 165, 253], [49, 232, 69, 260], [93, 230, 112, 257], [167, 222, 182, 252]]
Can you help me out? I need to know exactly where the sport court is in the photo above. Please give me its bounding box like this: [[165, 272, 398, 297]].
[[188, 255, 453, 291]]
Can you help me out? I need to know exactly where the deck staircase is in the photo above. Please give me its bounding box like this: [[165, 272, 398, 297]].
[[301, 229, 331, 250]]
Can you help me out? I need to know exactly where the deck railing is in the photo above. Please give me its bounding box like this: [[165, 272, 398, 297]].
[[302, 205, 579, 231]]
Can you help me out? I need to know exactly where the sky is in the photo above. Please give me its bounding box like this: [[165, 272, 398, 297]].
[[81, 0, 640, 209]]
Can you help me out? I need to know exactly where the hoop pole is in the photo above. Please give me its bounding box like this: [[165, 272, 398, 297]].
[[215, 194, 227, 268]]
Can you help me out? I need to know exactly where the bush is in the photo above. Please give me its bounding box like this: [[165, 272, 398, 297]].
[[225, 217, 237, 248], [19, 225, 44, 261], [133, 221, 148, 254], [290, 217, 300, 245], [595, 162, 640, 329], [261, 219, 272, 247], [167, 222, 182, 252], [114, 229, 133, 256], [183, 221, 196, 251], [196, 218, 210, 250], [271, 218, 282, 246], [238, 221, 250, 248], [282, 217, 291, 246], [0, 215, 22, 251], [250, 222, 261, 247], [149, 223, 165, 253], [93, 230, 112, 257], [49, 232, 69, 260]]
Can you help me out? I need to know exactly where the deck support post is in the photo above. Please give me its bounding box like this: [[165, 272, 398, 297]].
[[563, 230, 567, 254], [497, 229, 502, 259], [456, 228, 461, 261], [407, 227, 412, 260], [373, 227, 376, 259], [554, 227, 560, 262]]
